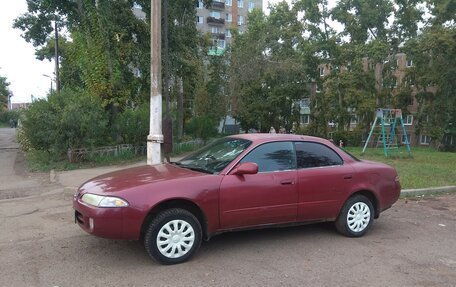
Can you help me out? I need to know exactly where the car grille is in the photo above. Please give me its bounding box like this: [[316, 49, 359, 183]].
[[75, 210, 84, 225]]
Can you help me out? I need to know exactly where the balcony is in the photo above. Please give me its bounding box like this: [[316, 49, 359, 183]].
[[207, 16, 225, 25], [211, 1, 225, 10], [212, 33, 226, 40]]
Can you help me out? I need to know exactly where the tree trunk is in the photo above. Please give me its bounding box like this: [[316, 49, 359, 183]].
[[177, 77, 184, 140], [163, 0, 170, 114]]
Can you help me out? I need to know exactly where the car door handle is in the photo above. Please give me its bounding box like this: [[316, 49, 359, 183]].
[[344, 175, 353, 180], [280, 179, 295, 185]]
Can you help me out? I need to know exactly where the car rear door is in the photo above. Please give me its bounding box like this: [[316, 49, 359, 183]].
[[294, 141, 355, 221], [219, 141, 298, 229]]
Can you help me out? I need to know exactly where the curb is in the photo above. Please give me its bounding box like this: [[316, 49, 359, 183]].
[[401, 186, 456, 197]]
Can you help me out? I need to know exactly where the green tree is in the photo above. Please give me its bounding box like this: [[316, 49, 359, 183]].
[[0, 75, 11, 112], [404, 26, 456, 147], [230, 5, 306, 132]]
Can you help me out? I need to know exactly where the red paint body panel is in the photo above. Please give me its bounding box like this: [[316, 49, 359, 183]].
[[219, 170, 298, 229], [73, 134, 401, 241], [297, 164, 354, 220]]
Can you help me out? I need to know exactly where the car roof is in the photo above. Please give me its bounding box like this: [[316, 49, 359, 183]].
[[227, 133, 329, 144]]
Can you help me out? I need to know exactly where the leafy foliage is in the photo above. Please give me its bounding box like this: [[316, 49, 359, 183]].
[[185, 115, 218, 142], [0, 75, 11, 112], [20, 89, 109, 156], [404, 25, 456, 146], [115, 103, 149, 146], [230, 6, 305, 132]]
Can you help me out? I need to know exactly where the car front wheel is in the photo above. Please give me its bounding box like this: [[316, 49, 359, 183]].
[[144, 208, 202, 265], [335, 195, 374, 237]]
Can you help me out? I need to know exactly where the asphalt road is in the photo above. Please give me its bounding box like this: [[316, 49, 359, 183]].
[[0, 128, 455, 287]]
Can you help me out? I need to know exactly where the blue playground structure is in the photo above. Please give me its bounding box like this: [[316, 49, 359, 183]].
[[362, 108, 411, 157]]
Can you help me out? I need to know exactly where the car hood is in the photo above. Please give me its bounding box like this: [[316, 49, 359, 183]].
[[78, 163, 205, 194]]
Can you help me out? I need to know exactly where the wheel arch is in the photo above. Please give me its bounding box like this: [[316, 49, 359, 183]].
[[348, 190, 380, 218], [139, 198, 208, 241]]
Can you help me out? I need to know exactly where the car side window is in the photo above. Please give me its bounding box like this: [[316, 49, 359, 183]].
[[295, 142, 343, 169], [240, 142, 296, 172]]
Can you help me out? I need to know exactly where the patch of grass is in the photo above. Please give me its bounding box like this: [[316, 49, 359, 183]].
[[346, 146, 456, 189], [25, 149, 144, 172], [0, 122, 10, 128]]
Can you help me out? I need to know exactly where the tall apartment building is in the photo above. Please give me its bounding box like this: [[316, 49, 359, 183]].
[[196, 0, 263, 54]]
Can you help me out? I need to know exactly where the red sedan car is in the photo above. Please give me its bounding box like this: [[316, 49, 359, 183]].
[[74, 134, 400, 264]]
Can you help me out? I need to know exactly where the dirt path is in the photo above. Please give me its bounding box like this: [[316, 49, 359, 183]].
[[0, 128, 57, 200], [0, 192, 455, 286]]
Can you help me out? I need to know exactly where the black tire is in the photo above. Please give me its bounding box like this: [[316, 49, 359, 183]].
[[144, 208, 202, 265], [335, 195, 374, 237]]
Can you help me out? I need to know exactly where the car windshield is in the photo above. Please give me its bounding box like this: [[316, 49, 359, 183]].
[[176, 138, 252, 174]]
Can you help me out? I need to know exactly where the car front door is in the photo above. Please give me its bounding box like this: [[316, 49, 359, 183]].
[[219, 141, 298, 229]]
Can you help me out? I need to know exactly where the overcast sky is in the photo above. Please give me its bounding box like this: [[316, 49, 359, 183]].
[[0, 0, 288, 103], [0, 1, 54, 103]]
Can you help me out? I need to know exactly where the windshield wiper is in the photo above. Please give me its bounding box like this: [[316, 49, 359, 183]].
[[174, 163, 213, 174]]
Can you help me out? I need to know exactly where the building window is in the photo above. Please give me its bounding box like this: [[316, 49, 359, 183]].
[[214, 39, 226, 49], [420, 135, 431, 145], [196, 1, 203, 9], [238, 0, 244, 8], [300, 114, 310, 125], [237, 15, 245, 26], [316, 84, 321, 93], [401, 134, 410, 144], [404, 115, 413, 125], [319, 67, 324, 77], [226, 0, 232, 6], [196, 16, 204, 24], [248, 1, 255, 11], [210, 11, 221, 19], [211, 27, 220, 34], [406, 59, 413, 67], [443, 135, 454, 145], [226, 13, 232, 22], [226, 29, 232, 38]]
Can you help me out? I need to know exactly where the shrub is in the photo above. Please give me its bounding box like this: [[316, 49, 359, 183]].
[[332, 130, 363, 147], [20, 88, 109, 157], [0, 110, 20, 125], [116, 103, 149, 146], [185, 116, 218, 142]]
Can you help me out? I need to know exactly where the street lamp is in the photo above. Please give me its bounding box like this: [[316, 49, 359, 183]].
[[8, 92, 13, 111], [42, 74, 53, 94]]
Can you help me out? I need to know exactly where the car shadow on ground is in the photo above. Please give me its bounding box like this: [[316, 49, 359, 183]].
[[79, 219, 391, 267]]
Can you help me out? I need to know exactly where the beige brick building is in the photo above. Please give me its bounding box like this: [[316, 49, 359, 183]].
[[300, 53, 450, 147]]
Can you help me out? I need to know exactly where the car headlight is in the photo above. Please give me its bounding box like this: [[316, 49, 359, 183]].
[[81, 193, 129, 208]]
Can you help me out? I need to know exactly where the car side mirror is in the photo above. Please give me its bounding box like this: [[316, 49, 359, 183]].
[[232, 162, 258, 175]]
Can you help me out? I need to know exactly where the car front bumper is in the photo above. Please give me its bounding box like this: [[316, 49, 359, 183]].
[[73, 195, 126, 239]]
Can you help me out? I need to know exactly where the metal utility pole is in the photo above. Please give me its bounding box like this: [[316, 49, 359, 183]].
[[147, 0, 163, 165], [54, 17, 60, 93]]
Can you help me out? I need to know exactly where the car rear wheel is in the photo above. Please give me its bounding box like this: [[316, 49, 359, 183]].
[[144, 208, 202, 265], [335, 195, 374, 237]]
